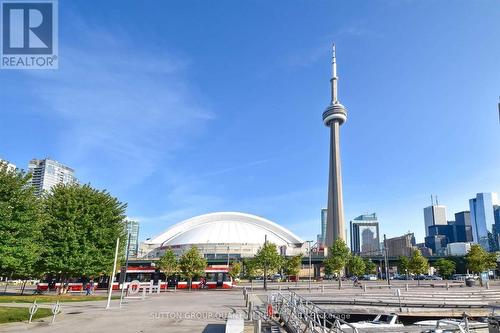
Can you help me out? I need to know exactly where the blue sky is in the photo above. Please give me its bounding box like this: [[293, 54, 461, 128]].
[[1, 0, 499, 243]]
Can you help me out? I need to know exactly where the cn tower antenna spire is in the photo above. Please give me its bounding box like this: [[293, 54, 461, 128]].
[[331, 43, 338, 104]]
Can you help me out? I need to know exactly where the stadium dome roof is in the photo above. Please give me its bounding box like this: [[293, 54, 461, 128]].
[[147, 212, 304, 247]]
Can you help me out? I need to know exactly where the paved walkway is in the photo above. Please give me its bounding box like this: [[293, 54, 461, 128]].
[[0, 290, 247, 333]]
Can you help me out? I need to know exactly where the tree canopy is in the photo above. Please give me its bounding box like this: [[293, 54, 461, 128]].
[[0, 165, 45, 279], [179, 246, 207, 282], [363, 258, 377, 275], [397, 256, 410, 274], [158, 248, 178, 277], [465, 244, 498, 273], [346, 255, 365, 277], [323, 239, 350, 276], [254, 242, 283, 275], [242, 258, 260, 280], [283, 254, 303, 277], [434, 258, 456, 278], [42, 183, 127, 278], [408, 249, 429, 276], [228, 261, 242, 279]]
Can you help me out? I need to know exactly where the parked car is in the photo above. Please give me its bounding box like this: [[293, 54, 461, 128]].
[[428, 276, 443, 280], [361, 275, 377, 281]]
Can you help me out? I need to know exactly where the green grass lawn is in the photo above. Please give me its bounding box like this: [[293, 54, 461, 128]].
[[0, 307, 52, 324], [0, 294, 118, 303]]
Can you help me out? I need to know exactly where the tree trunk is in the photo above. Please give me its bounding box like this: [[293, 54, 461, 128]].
[[189, 277, 192, 292], [2, 280, 8, 295], [3, 272, 13, 295], [338, 275, 342, 290], [20, 280, 27, 295], [58, 274, 64, 295]]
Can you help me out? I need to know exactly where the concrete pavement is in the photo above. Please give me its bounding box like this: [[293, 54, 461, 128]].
[[0, 290, 248, 333]]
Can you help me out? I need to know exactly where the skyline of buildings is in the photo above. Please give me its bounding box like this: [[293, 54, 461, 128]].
[[350, 213, 380, 255], [423, 202, 447, 237], [317, 208, 327, 246], [125, 219, 140, 258], [385, 233, 416, 257], [470, 192, 499, 252], [2, 154, 499, 256], [28, 158, 77, 196]]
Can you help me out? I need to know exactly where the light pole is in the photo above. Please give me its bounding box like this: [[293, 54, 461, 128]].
[[105, 237, 120, 309], [119, 233, 131, 308], [263, 235, 267, 291], [227, 246, 230, 267], [307, 241, 313, 292], [383, 234, 390, 285]]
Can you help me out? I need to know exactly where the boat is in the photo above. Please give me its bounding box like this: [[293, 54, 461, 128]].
[[340, 313, 404, 329], [415, 317, 489, 333]]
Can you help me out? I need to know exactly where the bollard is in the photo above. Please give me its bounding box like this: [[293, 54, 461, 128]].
[[446, 282, 449, 290], [279, 285, 281, 291], [321, 285, 325, 293], [363, 284, 367, 292], [157, 280, 162, 294], [486, 281, 490, 290], [245, 293, 249, 307], [51, 301, 61, 324], [396, 289, 402, 312], [248, 301, 253, 321], [254, 318, 262, 333], [405, 283, 409, 292], [251, 280, 253, 292]]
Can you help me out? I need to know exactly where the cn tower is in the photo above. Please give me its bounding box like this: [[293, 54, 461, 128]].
[[323, 44, 347, 247]]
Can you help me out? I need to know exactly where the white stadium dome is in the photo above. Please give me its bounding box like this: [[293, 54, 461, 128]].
[[144, 212, 305, 258]]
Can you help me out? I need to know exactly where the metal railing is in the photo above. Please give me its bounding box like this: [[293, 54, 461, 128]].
[[258, 291, 358, 333]]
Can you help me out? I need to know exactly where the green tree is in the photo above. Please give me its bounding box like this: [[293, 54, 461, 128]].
[[254, 242, 283, 289], [42, 183, 127, 281], [179, 246, 207, 290], [228, 261, 242, 279], [397, 256, 410, 277], [242, 258, 260, 281], [0, 165, 45, 294], [409, 249, 429, 284], [434, 258, 456, 279], [363, 258, 377, 275], [323, 239, 350, 288], [283, 254, 303, 284], [465, 245, 498, 285], [346, 255, 366, 277], [158, 248, 178, 279]]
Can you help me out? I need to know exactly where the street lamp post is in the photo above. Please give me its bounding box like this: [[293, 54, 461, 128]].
[[119, 233, 131, 308], [383, 234, 390, 285], [307, 241, 313, 293]]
